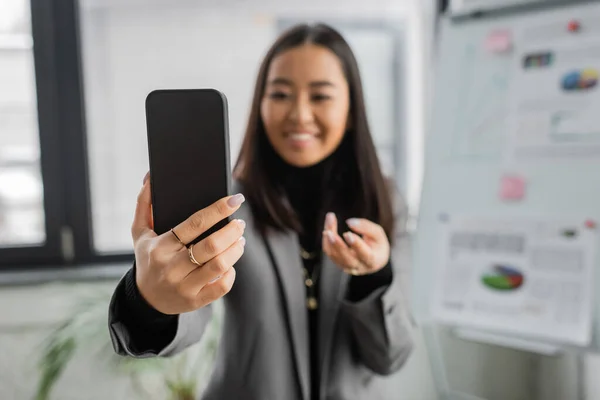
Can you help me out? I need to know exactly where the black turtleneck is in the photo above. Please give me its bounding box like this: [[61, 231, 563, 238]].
[[116, 146, 393, 400]]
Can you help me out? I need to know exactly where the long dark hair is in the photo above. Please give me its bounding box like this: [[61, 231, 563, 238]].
[[233, 23, 395, 243]]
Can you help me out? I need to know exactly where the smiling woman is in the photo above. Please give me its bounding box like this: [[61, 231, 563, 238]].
[[109, 23, 414, 400], [235, 24, 394, 238]]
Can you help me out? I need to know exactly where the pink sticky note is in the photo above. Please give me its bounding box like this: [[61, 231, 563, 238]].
[[485, 30, 512, 53], [585, 219, 596, 229], [499, 175, 526, 201]]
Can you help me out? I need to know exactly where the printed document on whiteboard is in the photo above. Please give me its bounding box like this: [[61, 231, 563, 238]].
[[507, 29, 600, 160], [431, 215, 596, 346]]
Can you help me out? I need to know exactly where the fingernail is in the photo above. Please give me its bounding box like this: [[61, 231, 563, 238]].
[[326, 231, 335, 244], [228, 194, 245, 208], [347, 218, 360, 228], [326, 212, 335, 225], [143, 171, 150, 184], [236, 219, 246, 229], [344, 232, 355, 244], [239, 237, 246, 246]]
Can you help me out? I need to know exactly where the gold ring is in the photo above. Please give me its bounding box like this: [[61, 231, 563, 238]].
[[348, 259, 365, 276], [170, 229, 186, 247], [188, 245, 202, 266]]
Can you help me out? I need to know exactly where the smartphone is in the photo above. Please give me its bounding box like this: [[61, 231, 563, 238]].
[[145, 88, 231, 245]]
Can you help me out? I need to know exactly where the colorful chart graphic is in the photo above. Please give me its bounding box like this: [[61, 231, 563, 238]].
[[523, 52, 553, 69], [481, 265, 524, 291], [561, 68, 598, 91]]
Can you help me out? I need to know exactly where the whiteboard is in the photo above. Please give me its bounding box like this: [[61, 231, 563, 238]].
[[415, 1, 600, 352]]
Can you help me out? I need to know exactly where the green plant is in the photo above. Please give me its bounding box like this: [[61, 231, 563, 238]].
[[34, 287, 221, 400]]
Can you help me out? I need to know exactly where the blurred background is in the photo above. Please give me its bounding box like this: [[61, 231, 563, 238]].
[[1, 0, 600, 399]]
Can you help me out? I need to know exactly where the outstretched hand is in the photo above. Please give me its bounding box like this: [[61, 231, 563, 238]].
[[322, 212, 390, 276]]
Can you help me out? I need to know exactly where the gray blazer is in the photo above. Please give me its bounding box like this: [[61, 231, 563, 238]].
[[109, 183, 415, 400]]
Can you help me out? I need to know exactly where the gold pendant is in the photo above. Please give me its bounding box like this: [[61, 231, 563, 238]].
[[307, 297, 318, 310], [301, 248, 317, 260]]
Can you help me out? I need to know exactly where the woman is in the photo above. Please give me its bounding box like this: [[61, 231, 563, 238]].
[[109, 23, 414, 400]]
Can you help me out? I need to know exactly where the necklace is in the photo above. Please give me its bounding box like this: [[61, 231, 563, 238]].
[[300, 248, 318, 261], [301, 246, 320, 310]]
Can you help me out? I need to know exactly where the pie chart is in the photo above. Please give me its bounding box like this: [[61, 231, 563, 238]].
[[561, 68, 598, 91], [482, 265, 524, 291]]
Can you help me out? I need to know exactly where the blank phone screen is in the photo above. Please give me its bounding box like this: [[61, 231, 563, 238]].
[[145, 89, 230, 241]]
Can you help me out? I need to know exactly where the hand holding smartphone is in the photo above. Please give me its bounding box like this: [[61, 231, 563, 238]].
[[130, 88, 244, 315]]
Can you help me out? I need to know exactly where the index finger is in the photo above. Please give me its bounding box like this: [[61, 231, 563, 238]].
[[172, 193, 245, 245], [346, 218, 386, 240], [343, 232, 374, 266]]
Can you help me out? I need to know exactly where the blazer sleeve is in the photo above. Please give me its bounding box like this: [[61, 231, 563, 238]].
[[339, 186, 415, 375], [108, 263, 213, 358]]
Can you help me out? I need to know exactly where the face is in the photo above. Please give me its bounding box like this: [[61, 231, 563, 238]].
[[260, 44, 351, 167]]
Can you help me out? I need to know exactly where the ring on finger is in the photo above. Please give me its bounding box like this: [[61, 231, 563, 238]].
[[170, 228, 186, 247], [350, 259, 367, 276], [347, 260, 361, 276], [188, 245, 203, 266]]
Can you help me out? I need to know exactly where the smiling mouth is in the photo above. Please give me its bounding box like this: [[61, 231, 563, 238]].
[[288, 133, 316, 142]]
